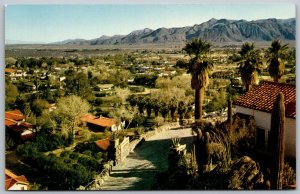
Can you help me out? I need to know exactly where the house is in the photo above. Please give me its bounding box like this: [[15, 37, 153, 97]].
[[5, 169, 29, 190], [97, 84, 114, 91], [5, 110, 35, 141], [5, 68, 16, 80], [81, 114, 121, 132], [94, 138, 111, 151], [233, 81, 296, 159]]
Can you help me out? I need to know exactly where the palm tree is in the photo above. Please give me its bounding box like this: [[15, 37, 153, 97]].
[[183, 39, 213, 122], [238, 42, 262, 92], [267, 40, 288, 82]]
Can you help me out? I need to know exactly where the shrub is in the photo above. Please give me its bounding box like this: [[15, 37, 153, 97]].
[[16, 142, 38, 158], [282, 163, 296, 187], [94, 152, 104, 161], [64, 158, 72, 163], [69, 152, 79, 160], [82, 150, 92, 157], [60, 150, 71, 158], [35, 133, 65, 152], [77, 156, 101, 172], [93, 98, 103, 106], [154, 116, 164, 126]]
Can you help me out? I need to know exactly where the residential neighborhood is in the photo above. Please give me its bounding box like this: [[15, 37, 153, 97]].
[[4, 4, 296, 191]]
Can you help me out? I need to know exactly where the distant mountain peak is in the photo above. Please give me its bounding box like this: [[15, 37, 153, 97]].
[[52, 17, 295, 45]]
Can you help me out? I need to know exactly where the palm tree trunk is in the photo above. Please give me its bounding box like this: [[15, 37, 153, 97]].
[[195, 87, 204, 122], [246, 84, 251, 92]]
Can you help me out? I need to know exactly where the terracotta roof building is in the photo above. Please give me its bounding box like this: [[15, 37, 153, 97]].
[[94, 138, 111, 151], [5, 110, 25, 121], [5, 169, 29, 190], [5, 110, 35, 141], [233, 81, 296, 118], [80, 114, 121, 132], [233, 81, 296, 158], [5, 68, 16, 74]]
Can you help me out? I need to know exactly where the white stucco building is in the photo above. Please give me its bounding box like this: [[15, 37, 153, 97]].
[[233, 81, 296, 159]]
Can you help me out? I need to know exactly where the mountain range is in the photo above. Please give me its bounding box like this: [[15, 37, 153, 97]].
[[54, 18, 295, 45]]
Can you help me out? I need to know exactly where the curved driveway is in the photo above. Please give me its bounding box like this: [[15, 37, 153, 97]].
[[99, 127, 194, 190]]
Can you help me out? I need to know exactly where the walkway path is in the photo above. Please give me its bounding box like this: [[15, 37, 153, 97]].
[[99, 127, 194, 190]]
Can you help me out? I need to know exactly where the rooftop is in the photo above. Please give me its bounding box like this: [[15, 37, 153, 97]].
[[94, 139, 111, 151], [5, 68, 16, 73], [233, 81, 296, 118], [81, 114, 116, 128], [5, 169, 29, 190], [5, 110, 25, 121]]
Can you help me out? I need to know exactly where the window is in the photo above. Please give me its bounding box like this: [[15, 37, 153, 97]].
[[256, 128, 265, 149]]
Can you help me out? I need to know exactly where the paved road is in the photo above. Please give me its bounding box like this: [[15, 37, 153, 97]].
[[99, 127, 194, 190]]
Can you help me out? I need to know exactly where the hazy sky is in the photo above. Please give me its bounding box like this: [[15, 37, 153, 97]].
[[5, 4, 295, 43]]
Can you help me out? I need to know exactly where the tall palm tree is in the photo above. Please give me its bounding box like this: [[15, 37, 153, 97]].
[[183, 39, 213, 122], [267, 40, 288, 82], [238, 42, 262, 92]]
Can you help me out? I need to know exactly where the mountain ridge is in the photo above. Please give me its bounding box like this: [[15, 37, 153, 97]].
[[51, 18, 296, 45]]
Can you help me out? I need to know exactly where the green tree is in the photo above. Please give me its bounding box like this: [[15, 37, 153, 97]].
[[267, 40, 288, 82], [177, 101, 187, 123], [160, 102, 169, 121], [169, 97, 178, 121], [175, 59, 188, 69], [54, 95, 90, 143], [31, 99, 50, 116], [65, 71, 94, 101], [183, 38, 214, 122], [109, 69, 131, 87], [5, 82, 19, 110], [137, 96, 146, 115], [145, 97, 153, 118], [238, 42, 262, 92]]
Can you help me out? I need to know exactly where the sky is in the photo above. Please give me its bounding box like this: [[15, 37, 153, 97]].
[[5, 4, 295, 43]]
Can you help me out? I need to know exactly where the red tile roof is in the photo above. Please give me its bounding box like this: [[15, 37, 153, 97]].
[[5, 118, 33, 132], [5, 68, 16, 73], [81, 114, 116, 128], [94, 139, 111, 151], [233, 81, 296, 118], [5, 110, 25, 121], [5, 169, 29, 190]]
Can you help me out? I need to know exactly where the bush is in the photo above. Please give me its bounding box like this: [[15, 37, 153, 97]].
[[64, 158, 72, 163], [31, 99, 50, 116], [94, 152, 103, 160], [154, 116, 164, 126], [82, 150, 92, 157], [74, 142, 97, 153], [283, 163, 296, 187], [60, 150, 71, 158], [78, 156, 101, 172], [93, 98, 103, 106], [131, 115, 146, 127], [69, 152, 79, 160], [16, 140, 96, 190], [16, 142, 39, 158], [35, 133, 65, 152]]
